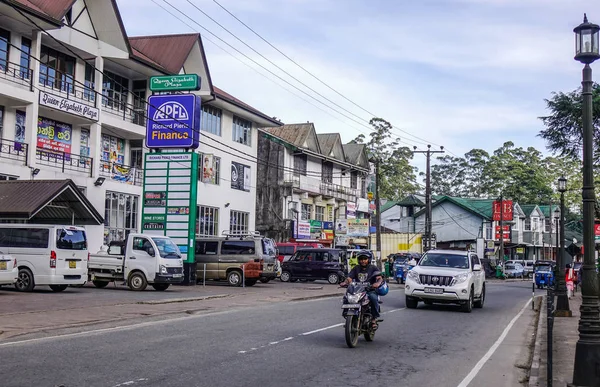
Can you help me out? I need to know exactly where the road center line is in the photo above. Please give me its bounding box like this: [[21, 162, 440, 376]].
[[456, 298, 533, 387], [301, 323, 344, 336]]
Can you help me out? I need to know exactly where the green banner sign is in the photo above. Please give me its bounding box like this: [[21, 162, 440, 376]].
[[149, 74, 200, 91]]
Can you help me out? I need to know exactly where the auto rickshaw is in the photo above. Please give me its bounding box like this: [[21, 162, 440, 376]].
[[534, 260, 555, 289]]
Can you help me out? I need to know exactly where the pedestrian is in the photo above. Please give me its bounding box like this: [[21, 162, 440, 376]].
[[566, 263, 575, 299]]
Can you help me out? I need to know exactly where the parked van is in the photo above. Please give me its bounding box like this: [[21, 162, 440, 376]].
[[276, 242, 324, 263], [0, 224, 88, 292], [0, 251, 17, 286], [195, 232, 278, 286]]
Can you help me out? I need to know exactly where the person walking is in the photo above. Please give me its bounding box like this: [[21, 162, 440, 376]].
[[566, 263, 575, 299]]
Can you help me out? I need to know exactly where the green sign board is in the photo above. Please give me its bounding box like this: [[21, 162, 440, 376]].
[[141, 152, 198, 264], [149, 74, 200, 92]]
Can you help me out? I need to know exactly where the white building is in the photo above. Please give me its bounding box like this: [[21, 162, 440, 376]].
[[0, 0, 280, 252]]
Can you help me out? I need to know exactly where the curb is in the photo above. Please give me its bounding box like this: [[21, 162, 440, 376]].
[[529, 295, 545, 387], [136, 294, 231, 305]]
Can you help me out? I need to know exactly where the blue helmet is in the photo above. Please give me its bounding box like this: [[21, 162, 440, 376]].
[[377, 281, 389, 296]]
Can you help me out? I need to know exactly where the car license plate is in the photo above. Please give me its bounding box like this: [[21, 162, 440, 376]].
[[68, 261, 76, 269], [341, 304, 360, 309], [0, 261, 6, 270], [173, 273, 183, 278], [424, 287, 443, 294]]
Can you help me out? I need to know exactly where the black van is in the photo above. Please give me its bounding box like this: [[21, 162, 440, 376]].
[[280, 248, 346, 284]]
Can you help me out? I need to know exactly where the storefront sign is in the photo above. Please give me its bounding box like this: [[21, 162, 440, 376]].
[[231, 162, 251, 192], [322, 230, 334, 240], [357, 198, 369, 213], [37, 117, 72, 154], [516, 247, 525, 254], [347, 219, 369, 237], [146, 94, 200, 149], [335, 219, 347, 234], [297, 221, 311, 239], [492, 200, 514, 221], [323, 221, 333, 230], [39, 91, 99, 121], [167, 207, 190, 215], [150, 74, 200, 92], [310, 220, 323, 233], [346, 202, 357, 219]]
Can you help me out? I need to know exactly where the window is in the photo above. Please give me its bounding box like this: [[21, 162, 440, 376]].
[[0, 174, 17, 181], [315, 206, 325, 221], [532, 217, 539, 231], [294, 154, 307, 176], [230, 210, 249, 234], [84, 63, 95, 102], [485, 225, 492, 240], [0, 228, 49, 248], [545, 218, 551, 233], [322, 162, 333, 183], [20, 38, 31, 79], [513, 218, 519, 231], [132, 237, 149, 252], [361, 177, 367, 198], [39, 46, 75, 93], [0, 29, 9, 71], [104, 192, 139, 245], [525, 218, 531, 231], [0, 105, 3, 138], [201, 105, 222, 136], [130, 148, 143, 169], [56, 229, 87, 250], [102, 71, 130, 111], [301, 204, 312, 221], [351, 172, 358, 189], [221, 241, 255, 255], [132, 80, 146, 125], [232, 116, 251, 146], [199, 154, 220, 185], [197, 206, 219, 236], [195, 241, 219, 255]]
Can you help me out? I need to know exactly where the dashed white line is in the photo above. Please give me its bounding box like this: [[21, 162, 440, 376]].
[[301, 323, 344, 336]]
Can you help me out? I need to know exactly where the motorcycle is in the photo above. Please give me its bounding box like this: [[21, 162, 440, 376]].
[[340, 281, 379, 348]]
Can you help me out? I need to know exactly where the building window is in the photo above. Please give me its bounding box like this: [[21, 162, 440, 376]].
[[199, 153, 220, 185], [525, 218, 531, 231], [102, 71, 130, 112], [301, 203, 312, 221], [545, 218, 551, 233], [322, 162, 333, 183], [201, 105, 222, 136], [104, 192, 139, 245], [232, 116, 251, 146], [513, 218, 519, 231], [132, 80, 146, 125], [315, 206, 325, 221], [485, 225, 492, 240], [0, 29, 9, 71], [197, 205, 219, 236], [294, 154, 307, 176], [84, 63, 95, 102], [230, 210, 249, 234], [39, 45, 75, 93], [20, 38, 31, 79], [350, 172, 358, 189], [0, 105, 3, 138], [0, 174, 17, 181]]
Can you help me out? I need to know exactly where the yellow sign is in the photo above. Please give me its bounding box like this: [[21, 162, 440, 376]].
[[516, 247, 525, 254], [367, 192, 374, 200]]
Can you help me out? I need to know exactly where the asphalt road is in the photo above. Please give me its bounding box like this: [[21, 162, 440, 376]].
[[0, 281, 534, 387]]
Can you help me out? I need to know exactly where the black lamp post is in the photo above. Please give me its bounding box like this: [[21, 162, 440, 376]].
[[572, 14, 600, 387], [555, 176, 571, 316]]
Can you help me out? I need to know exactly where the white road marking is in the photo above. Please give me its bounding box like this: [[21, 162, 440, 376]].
[[301, 323, 344, 336], [112, 378, 148, 387], [456, 298, 533, 387]]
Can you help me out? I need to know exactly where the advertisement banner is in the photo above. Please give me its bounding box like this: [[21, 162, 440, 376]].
[[346, 202, 357, 219], [37, 117, 72, 154], [309, 220, 323, 233], [323, 221, 334, 230], [357, 198, 369, 213], [15, 110, 25, 143], [322, 230, 334, 240], [231, 162, 250, 192], [111, 163, 133, 184], [146, 94, 200, 149], [297, 221, 311, 239], [347, 219, 369, 237], [202, 154, 214, 183], [335, 219, 347, 234], [492, 200, 514, 221]]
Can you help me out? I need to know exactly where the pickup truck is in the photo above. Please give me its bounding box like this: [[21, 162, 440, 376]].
[[88, 233, 184, 291]]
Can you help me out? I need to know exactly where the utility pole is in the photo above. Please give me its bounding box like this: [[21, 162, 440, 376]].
[[413, 145, 444, 252], [375, 158, 382, 269], [499, 194, 504, 265]]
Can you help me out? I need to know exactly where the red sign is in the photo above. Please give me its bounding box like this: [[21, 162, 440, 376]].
[[495, 225, 510, 232], [495, 233, 511, 241], [493, 200, 513, 221], [595, 224, 600, 236]]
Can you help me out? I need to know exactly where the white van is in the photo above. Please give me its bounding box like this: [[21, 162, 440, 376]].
[[0, 252, 17, 286], [0, 224, 88, 292]]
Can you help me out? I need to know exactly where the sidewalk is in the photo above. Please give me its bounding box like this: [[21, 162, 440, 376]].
[[529, 291, 581, 387]]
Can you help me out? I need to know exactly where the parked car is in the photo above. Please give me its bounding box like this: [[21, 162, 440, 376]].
[[276, 242, 323, 263], [280, 248, 346, 284], [0, 251, 17, 286], [522, 260, 535, 278], [504, 263, 524, 278]]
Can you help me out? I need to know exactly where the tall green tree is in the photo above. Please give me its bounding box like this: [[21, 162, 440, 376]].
[[352, 118, 419, 200]]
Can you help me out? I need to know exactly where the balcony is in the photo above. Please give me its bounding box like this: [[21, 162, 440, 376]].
[[283, 174, 358, 202], [102, 95, 145, 127], [36, 148, 93, 177], [99, 160, 143, 186], [38, 68, 97, 110], [0, 62, 33, 91], [0, 139, 28, 165], [319, 182, 358, 202]]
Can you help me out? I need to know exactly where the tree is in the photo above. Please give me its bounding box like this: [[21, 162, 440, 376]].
[[352, 118, 419, 200]]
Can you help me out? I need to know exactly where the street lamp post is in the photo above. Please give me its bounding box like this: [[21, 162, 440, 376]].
[[572, 14, 600, 387], [555, 176, 571, 317]]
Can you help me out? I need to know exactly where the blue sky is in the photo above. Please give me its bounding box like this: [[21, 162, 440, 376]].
[[117, 0, 597, 171]]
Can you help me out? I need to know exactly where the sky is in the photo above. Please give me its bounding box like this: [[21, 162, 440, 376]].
[[116, 0, 598, 173]]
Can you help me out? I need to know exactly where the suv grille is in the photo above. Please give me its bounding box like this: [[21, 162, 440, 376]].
[[419, 275, 453, 286]]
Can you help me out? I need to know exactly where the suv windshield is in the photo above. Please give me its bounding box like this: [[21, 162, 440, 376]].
[[419, 253, 469, 269], [152, 237, 181, 259], [56, 228, 87, 250]]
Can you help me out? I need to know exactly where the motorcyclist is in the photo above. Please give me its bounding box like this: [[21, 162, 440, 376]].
[[342, 252, 383, 328]]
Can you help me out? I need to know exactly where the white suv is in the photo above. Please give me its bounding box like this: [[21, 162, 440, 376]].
[[404, 249, 485, 313]]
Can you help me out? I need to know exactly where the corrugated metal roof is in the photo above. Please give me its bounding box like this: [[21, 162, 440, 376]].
[[11, 0, 75, 22], [0, 180, 103, 225], [129, 33, 199, 74]]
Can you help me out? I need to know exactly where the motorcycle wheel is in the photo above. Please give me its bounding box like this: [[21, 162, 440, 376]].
[[364, 321, 375, 342], [345, 315, 359, 348]]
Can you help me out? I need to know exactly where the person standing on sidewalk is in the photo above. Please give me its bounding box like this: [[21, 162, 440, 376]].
[[566, 263, 575, 299]]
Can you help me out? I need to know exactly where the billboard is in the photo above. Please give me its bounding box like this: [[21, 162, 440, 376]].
[[347, 219, 369, 237], [493, 200, 513, 221], [231, 161, 251, 192], [146, 94, 200, 149], [37, 117, 72, 154]]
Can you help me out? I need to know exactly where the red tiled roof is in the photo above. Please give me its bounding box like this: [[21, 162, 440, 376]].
[[11, 0, 75, 22], [129, 33, 199, 74]]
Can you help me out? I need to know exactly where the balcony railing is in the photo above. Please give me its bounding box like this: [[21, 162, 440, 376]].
[[320, 182, 358, 202], [99, 160, 143, 186], [0, 62, 33, 91], [38, 67, 96, 108], [36, 148, 93, 177], [283, 174, 358, 202], [102, 95, 146, 126], [0, 139, 27, 165]]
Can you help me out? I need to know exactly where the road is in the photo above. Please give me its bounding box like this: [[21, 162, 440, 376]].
[[0, 281, 535, 387]]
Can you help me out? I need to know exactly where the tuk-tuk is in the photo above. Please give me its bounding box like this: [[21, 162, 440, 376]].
[[534, 260, 555, 289], [392, 253, 420, 284]]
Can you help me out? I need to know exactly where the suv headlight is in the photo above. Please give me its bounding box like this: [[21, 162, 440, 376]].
[[451, 272, 470, 286], [407, 270, 420, 284], [160, 265, 167, 274]]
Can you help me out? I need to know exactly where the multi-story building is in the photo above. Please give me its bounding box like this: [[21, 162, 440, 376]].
[[0, 0, 280, 252], [256, 123, 371, 246]]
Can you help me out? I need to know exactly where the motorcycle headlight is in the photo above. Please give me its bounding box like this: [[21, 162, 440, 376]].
[[347, 294, 361, 303], [451, 272, 470, 286], [407, 270, 420, 284], [160, 265, 167, 274]]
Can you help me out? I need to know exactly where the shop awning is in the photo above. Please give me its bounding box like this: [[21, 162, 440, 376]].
[[0, 179, 103, 225]]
